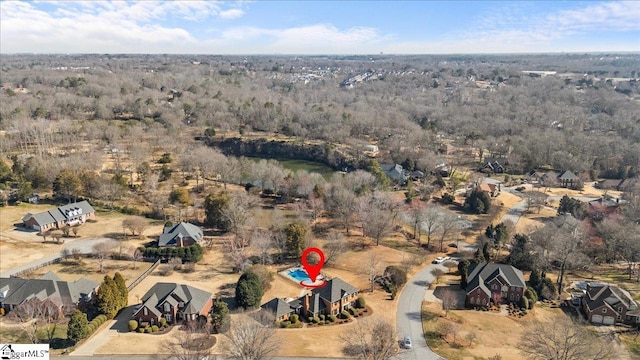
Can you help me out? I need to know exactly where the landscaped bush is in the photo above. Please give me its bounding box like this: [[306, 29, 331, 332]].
[[355, 297, 366, 308], [348, 307, 357, 316], [86, 324, 95, 334], [312, 317, 320, 324], [128, 320, 138, 332], [280, 321, 291, 328], [0, 308, 5, 316], [145, 327, 152, 333], [341, 310, 350, 319], [319, 314, 325, 321], [151, 325, 159, 332], [290, 314, 299, 324], [137, 327, 145, 333], [328, 315, 337, 322], [159, 318, 167, 327]]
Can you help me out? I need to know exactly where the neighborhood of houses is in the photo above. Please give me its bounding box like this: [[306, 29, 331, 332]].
[[1, 182, 638, 357]]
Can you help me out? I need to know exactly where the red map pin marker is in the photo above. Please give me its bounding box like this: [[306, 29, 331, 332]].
[[301, 247, 325, 283]]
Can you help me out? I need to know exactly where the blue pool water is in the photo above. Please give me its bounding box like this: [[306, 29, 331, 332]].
[[289, 269, 311, 282]]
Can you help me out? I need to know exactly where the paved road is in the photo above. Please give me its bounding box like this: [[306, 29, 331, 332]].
[[0, 237, 115, 277], [61, 357, 335, 360]]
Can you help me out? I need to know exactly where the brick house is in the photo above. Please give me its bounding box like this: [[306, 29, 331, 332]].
[[158, 222, 203, 247], [22, 201, 95, 233], [0, 271, 98, 314], [581, 283, 640, 326], [133, 283, 212, 325], [465, 263, 526, 307], [260, 277, 360, 321]]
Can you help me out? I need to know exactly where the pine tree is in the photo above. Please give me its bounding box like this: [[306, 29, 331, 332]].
[[210, 300, 230, 333], [235, 270, 263, 309], [113, 272, 128, 310], [97, 275, 118, 318], [67, 310, 89, 344]]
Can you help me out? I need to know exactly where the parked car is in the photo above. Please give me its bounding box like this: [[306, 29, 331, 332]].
[[403, 336, 412, 349], [432, 257, 446, 264], [448, 242, 458, 248]]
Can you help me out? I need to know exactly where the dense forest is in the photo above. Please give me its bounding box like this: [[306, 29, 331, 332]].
[[0, 53, 639, 203]]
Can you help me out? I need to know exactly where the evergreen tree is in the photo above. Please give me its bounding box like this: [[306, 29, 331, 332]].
[[67, 310, 89, 344], [96, 275, 118, 318], [284, 222, 308, 257], [210, 299, 230, 333], [113, 272, 128, 310], [204, 191, 231, 230], [367, 159, 390, 190], [235, 270, 263, 309], [482, 242, 491, 262], [458, 260, 470, 288], [463, 189, 491, 214]]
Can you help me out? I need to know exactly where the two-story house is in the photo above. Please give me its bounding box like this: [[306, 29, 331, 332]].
[[133, 282, 212, 325], [581, 283, 640, 326], [260, 277, 360, 321], [464, 263, 526, 307]]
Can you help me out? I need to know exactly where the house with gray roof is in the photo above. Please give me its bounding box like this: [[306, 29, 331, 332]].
[[22, 200, 95, 233], [465, 262, 526, 307], [132, 282, 212, 325], [260, 277, 360, 322], [0, 271, 99, 314], [581, 283, 640, 326], [558, 170, 582, 189], [380, 163, 408, 184], [158, 222, 203, 247]]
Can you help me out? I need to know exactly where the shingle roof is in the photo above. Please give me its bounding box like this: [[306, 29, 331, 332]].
[[261, 298, 296, 318], [0, 275, 97, 309], [584, 284, 639, 313], [158, 222, 203, 247], [314, 277, 359, 303], [136, 282, 211, 318], [22, 201, 95, 227], [465, 263, 526, 294], [558, 170, 580, 180]]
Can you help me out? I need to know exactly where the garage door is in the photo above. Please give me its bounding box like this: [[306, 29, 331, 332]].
[[603, 316, 615, 325], [592, 315, 603, 324]]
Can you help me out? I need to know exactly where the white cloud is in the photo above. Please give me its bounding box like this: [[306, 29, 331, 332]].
[[219, 8, 244, 20]]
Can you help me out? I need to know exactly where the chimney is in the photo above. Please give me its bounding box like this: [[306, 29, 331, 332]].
[[303, 292, 310, 315]]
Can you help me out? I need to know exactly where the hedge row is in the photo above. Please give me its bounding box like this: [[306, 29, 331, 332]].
[[139, 244, 203, 262], [86, 314, 108, 335]]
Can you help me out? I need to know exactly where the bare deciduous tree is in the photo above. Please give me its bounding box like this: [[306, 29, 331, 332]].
[[431, 268, 445, 284], [9, 298, 64, 344], [365, 253, 384, 292], [438, 211, 460, 252], [358, 192, 397, 246], [519, 318, 613, 360], [162, 322, 215, 360], [440, 288, 458, 317], [341, 317, 397, 360], [92, 241, 115, 273], [122, 217, 148, 237], [323, 232, 347, 266], [225, 313, 280, 360], [222, 191, 257, 241], [251, 229, 274, 265]]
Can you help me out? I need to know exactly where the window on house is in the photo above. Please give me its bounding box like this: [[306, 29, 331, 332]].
[[143, 307, 148, 316], [602, 308, 606, 313], [617, 315, 621, 320], [164, 303, 170, 312], [618, 307, 622, 313]]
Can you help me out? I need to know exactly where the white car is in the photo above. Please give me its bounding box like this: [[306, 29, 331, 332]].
[[432, 257, 446, 264], [403, 336, 412, 349]]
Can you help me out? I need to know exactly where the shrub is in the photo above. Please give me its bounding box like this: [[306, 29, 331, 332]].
[[348, 307, 357, 316], [341, 310, 350, 319], [290, 314, 299, 324], [328, 315, 337, 322], [128, 320, 138, 332], [0, 308, 4, 316], [313, 317, 320, 324], [145, 327, 152, 333], [159, 318, 167, 327], [520, 297, 529, 311], [151, 325, 159, 332], [280, 321, 291, 328], [355, 297, 366, 309], [319, 314, 325, 321], [441, 193, 455, 204], [137, 327, 145, 333], [86, 324, 95, 334]]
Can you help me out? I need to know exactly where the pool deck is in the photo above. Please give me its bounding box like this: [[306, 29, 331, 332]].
[[279, 267, 327, 292]]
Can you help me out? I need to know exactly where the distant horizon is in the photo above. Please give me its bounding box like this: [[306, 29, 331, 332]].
[[3, 51, 639, 57], [1, 1, 638, 55]]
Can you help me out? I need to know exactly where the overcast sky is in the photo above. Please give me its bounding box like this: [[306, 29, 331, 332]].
[[1, 1, 639, 54]]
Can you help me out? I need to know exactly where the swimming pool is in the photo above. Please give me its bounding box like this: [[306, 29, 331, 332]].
[[289, 269, 311, 282]]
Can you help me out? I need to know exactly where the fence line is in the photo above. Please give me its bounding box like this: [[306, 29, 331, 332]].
[[127, 259, 161, 291], [10, 256, 62, 278]]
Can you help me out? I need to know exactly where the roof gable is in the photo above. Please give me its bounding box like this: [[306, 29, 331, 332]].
[[466, 263, 526, 290], [159, 222, 203, 246], [313, 277, 359, 303]]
